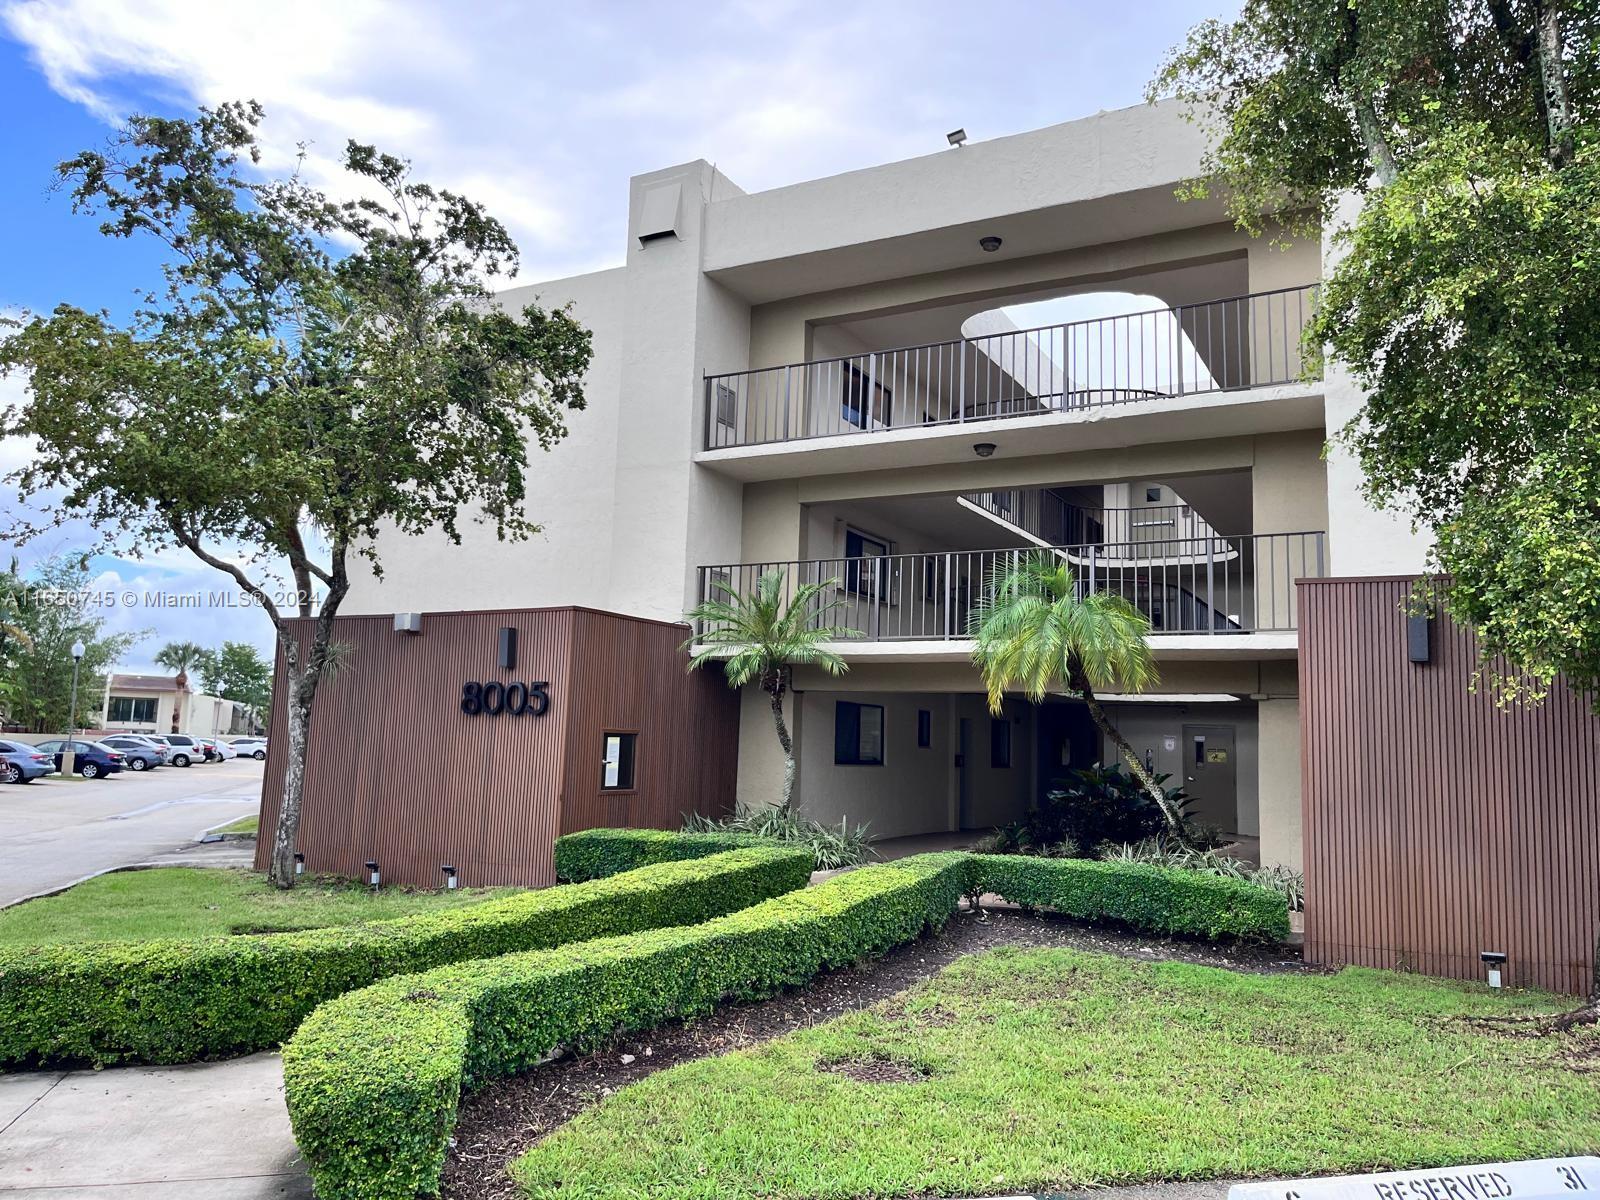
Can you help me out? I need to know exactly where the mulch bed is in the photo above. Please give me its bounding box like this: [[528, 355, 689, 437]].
[[439, 905, 1311, 1200]]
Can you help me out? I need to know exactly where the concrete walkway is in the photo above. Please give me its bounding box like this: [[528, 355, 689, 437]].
[[0, 1054, 309, 1197]]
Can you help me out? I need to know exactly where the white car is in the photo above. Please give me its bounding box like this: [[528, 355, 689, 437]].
[[207, 738, 238, 761], [230, 737, 268, 761]]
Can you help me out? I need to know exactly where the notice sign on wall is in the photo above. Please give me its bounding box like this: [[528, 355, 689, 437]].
[[1229, 1158, 1599, 1200]]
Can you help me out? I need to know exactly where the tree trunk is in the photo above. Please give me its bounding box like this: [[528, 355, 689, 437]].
[[1075, 674, 1186, 838], [1536, 1, 1575, 167], [1353, 97, 1400, 185], [268, 672, 315, 888], [765, 672, 797, 817]]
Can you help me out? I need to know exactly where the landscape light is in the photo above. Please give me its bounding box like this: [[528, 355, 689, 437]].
[[1480, 950, 1507, 988], [365, 860, 380, 888], [441, 864, 458, 890], [293, 852, 305, 876]]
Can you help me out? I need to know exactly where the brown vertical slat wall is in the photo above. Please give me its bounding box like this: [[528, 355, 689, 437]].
[[255, 606, 738, 889], [1300, 577, 1600, 995], [557, 610, 738, 834]]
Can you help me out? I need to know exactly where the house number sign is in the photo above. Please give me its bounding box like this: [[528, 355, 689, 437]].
[[460, 680, 551, 717], [460, 628, 552, 716]]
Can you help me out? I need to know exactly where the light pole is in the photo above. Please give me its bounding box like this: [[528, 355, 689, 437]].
[[60, 640, 85, 778]]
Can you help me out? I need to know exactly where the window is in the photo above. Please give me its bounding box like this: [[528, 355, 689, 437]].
[[714, 382, 737, 429], [917, 709, 932, 749], [1145, 486, 1163, 503], [841, 364, 891, 430], [990, 718, 1012, 769], [107, 696, 157, 724], [602, 732, 637, 791], [834, 701, 884, 765], [843, 529, 890, 596]]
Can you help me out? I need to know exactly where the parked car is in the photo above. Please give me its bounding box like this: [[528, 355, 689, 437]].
[[211, 738, 238, 761], [159, 734, 204, 767], [32, 739, 125, 779], [0, 740, 55, 784], [230, 737, 268, 761], [195, 737, 231, 763], [99, 735, 167, 772]]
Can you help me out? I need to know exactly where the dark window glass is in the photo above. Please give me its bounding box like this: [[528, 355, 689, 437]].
[[843, 529, 889, 596], [917, 709, 932, 748], [602, 732, 637, 790], [1146, 486, 1162, 502], [107, 696, 158, 724], [841, 364, 892, 430], [990, 718, 1012, 769], [834, 701, 885, 765]]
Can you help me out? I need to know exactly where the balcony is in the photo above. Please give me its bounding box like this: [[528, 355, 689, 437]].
[[704, 284, 1319, 452], [696, 531, 1327, 653]]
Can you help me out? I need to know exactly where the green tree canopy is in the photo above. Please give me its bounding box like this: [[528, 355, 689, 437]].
[[196, 640, 273, 714], [1151, 1, 1600, 705], [4, 557, 144, 733], [1, 102, 592, 884]]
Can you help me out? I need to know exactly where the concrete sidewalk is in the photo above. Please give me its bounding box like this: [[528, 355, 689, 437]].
[[0, 1054, 309, 1198]]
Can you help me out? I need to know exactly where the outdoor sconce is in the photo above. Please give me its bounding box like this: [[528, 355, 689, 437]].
[[1481, 950, 1507, 989], [1407, 609, 1433, 664], [441, 864, 458, 891], [365, 860, 380, 888], [973, 442, 996, 458], [293, 852, 305, 876]]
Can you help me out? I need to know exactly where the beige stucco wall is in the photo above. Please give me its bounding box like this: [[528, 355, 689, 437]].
[[1097, 701, 1261, 837], [1256, 695, 1302, 871]]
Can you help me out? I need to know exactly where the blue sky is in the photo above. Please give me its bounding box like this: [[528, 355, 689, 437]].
[[0, 0, 1234, 670]]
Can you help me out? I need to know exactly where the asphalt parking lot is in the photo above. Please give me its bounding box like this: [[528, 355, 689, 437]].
[[0, 757, 264, 907]]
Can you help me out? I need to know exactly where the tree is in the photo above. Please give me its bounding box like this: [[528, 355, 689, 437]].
[[196, 640, 273, 716], [968, 552, 1186, 838], [1148, 1, 1600, 706], [0, 102, 592, 887], [683, 570, 862, 815], [6, 556, 143, 734], [0, 560, 32, 721], [154, 640, 205, 732]]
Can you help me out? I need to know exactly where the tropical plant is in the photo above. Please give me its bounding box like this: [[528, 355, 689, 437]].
[[969, 551, 1185, 836], [154, 642, 205, 687], [683, 569, 862, 815], [1102, 838, 1305, 913], [0, 102, 591, 887], [986, 763, 1194, 858], [682, 806, 875, 871]]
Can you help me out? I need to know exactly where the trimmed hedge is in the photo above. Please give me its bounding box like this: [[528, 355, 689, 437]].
[[0, 847, 812, 1067], [968, 853, 1291, 942], [284, 853, 971, 1200], [554, 827, 769, 882], [281, 847, 1289, 1199]]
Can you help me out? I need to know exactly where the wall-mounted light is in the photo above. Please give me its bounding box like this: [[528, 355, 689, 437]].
[[1481, 950, 1507, 988], [441, 864, 458, 891], [293, 852, 305, 876], [365, 860, 380, 888], [497, 627, 518, 671], [947, 128, 967, 147], [394, 613, 422, 635], [973, 442, 997, 458], [1407, 608, 1433, 663], [978, 235, 1003, 253]]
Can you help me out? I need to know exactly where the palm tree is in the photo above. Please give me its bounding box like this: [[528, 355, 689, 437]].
[[684, 569, 862, 815], [154, 640, 206, 732], [969, 551, 1186, 837]]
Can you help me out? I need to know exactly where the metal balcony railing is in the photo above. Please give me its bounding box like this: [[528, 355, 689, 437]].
[[704, 284, 1320, 450], [696, 531, 1327, 643]]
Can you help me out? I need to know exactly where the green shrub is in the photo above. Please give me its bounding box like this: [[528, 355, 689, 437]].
[[554, 827, 768, 882], [284, 852, 969, 1200], [969, 853, 1290, 941], [682, 807, 875, 870], [1101, 840, 1307, 912], [0, 847, 811, 1067], [283, 847, 1290, 1200]]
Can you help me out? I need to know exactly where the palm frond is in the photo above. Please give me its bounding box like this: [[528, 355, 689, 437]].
[[682, 568, 864, 687]]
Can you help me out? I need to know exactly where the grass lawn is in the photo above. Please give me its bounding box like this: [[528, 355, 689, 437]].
[[515, 946, 1599, 1200], [0, 867, 519, 944], [211, 812, 259, 835]]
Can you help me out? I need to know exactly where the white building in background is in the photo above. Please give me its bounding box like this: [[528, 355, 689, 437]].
[[99, 673, 248, 738], [344, 99, 1431, 872]]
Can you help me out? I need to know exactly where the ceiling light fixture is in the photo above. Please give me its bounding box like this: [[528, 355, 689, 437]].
[[978, 235, 1003, 253], [973, 442, 997, 458]]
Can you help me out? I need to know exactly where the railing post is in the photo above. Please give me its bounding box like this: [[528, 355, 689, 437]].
[[1206, 542, 1217, 634], [957, 341, 967, 422]]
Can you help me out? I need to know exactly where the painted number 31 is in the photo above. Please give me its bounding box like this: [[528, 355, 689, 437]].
[[461, 681, 551, 717]]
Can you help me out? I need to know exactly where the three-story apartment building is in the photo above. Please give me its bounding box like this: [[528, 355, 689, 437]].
[[340, 99, 1422, 873], [266, 99, 1594, 993]]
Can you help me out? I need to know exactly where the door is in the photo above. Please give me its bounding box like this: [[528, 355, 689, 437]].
[[956, 718, 972, 829], [1181, 723, 1238, 833]]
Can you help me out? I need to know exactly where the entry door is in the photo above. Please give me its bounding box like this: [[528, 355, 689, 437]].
[[1181, 724, 1237, 833], [956, 718, 972, 829]]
